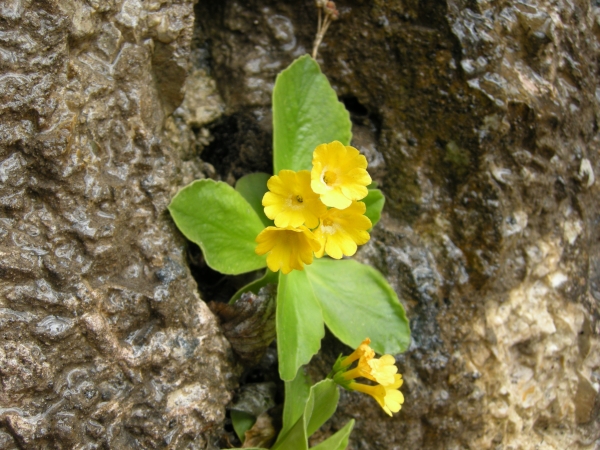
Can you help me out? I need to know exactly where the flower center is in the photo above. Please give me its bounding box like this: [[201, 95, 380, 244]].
[[320, 218, 337, 235], [322, 170, 337, 186], [295, 195, 303, 204]]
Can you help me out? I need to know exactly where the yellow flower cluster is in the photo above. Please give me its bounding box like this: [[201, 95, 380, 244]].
[[255, 141, 373, 274], [332, 338, 404, 416]]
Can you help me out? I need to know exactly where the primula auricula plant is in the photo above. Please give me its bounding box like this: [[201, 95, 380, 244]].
[[168, 54, 410, 448]]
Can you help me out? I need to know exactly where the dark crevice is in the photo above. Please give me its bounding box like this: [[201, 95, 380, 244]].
[[341, 95, 368, 117], [186, 242, 261, 304], [201, 111, 273, 181]]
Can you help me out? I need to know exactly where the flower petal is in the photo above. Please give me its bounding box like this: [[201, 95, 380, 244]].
[[319, 189, 353, 209], [311, 141, 372, 208], [264, 170, 325, 228], [254, 226, 319, 274]]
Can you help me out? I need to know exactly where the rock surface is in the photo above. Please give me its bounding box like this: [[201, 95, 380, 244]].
[[196, 1, 600, 449], [2, 0, 600, 449], [0, 1, 233, 448]]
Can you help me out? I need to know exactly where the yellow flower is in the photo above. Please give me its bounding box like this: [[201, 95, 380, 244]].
[[262, 170, 326, 228], [349, 374, 404, 416], [255, 226, 321, 274], [339, 337, 375, 368], [311, 141, 372, 209], [313, 201, 371, 259], [367, 355, 398, 385], [331, 338, 405, 416], [341, 354, 398, 386]]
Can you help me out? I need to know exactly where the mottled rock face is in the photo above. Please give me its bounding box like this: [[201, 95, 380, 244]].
[[0, 1, 233, 448], [195, 0, 600, 448], [3, 0, 600, 449]]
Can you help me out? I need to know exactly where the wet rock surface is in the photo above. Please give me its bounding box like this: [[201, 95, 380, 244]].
[[0, 1, 233, 448], [195, 0, 600, 449], [3, 0, 600, 449]]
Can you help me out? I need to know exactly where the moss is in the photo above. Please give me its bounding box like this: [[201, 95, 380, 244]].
[[444, 140, 471, 178]]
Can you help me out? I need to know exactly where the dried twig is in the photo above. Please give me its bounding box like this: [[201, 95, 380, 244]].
[[312, 0, 339, 59]]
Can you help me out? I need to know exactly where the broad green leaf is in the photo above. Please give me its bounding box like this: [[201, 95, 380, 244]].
[[281, 367, 312, 439], [277, 270, 325, 381], [273, 55, 352, 173], [305, 259, 410, 355], [235, 172, 272, 227], [363, 189, 385, 228], [230, 269, 278, 304], [271, 411, 308, 450], [310, 420, 355, 450], [168, 179, 266, 275], [305, 379, 339, 437], [231, 410, 255, 443]]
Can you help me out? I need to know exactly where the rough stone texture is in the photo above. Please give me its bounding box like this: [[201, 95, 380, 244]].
[[0, 1, 233, 448], [3, 0, 600, 449], [195, 0, 600, 449]]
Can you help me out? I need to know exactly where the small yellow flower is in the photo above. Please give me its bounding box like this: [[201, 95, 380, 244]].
[[341, 354, 398, 386], [313, 201, 371, 259], [331, 338, 405, 416], [311, 141, 372, 209], [262, 170, 326, 228], [339, 338, 375, 368], [349, 374, 404, 416], [367, 355, 398, 385], [255, 226, 321, 274]]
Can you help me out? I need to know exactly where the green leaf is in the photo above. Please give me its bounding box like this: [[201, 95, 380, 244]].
[[304, 259, 410, 355], [363, 189, 385, 228], [310, 420, 355, 450], [273, 380, 339, 450], [226, 448, 268, 450], [281, 367, 312, 439], [168, 179, 266, 275], [273, 55, 352, 173], [235, 172, 272, 227], [277, 270, 325, 381], [272, 412, 309, 450], [230, 269, 278, 304], [231, 410, 255, 444], [305, 379, 339, 437]]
